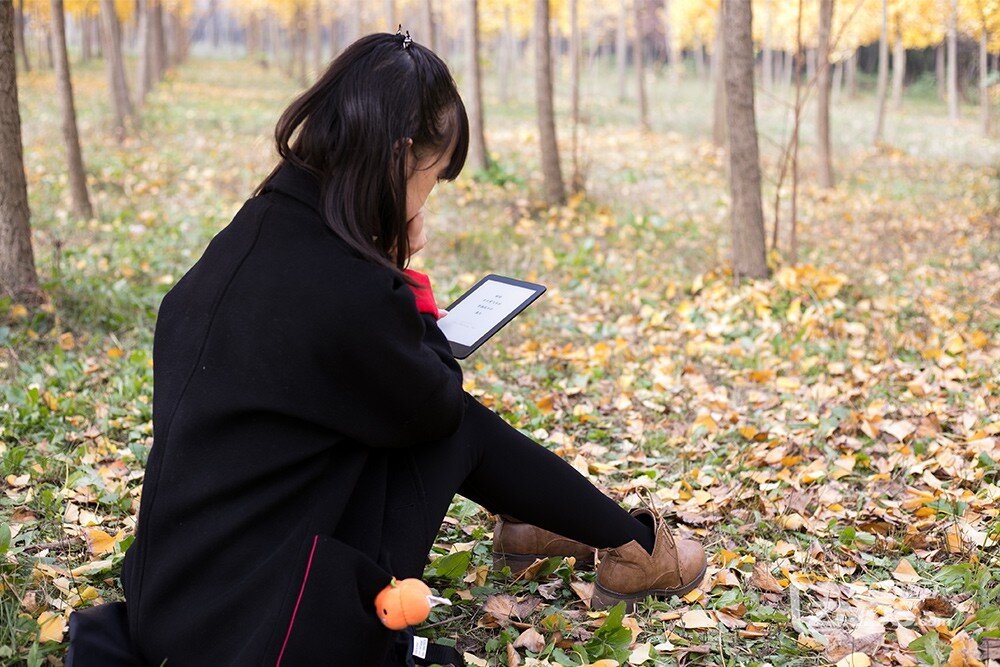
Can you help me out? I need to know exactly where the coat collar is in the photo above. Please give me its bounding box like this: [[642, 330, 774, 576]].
[[262, 160, 322, 214]]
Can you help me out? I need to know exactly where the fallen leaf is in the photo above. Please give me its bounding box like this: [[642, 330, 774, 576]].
[[680, 609, 716, 629], [628, 642, 653, 665], [892, 558, 920, 583], [750, 563, 784, 593], [512, 627, 545, 653], [835, 653, 871, 667], [36, 611, 65, 643]]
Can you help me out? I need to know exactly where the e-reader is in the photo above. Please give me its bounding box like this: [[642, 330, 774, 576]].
[[437, 274, 546, 359]]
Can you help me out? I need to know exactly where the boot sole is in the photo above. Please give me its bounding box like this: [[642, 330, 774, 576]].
[[491, 551, 596, 574], [590, 561, 709, 612]]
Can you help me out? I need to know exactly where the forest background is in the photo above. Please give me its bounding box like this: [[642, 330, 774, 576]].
[[0, 0, 998, 665]]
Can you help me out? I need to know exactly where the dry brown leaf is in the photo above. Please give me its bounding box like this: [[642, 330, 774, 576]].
[[750, 563, 784, 593], [891, 558, 920, 583], [513, 627, 545, 653], [680, 609, 716, 629], [570, 581, 594, 608], [505, 642, 520, 667]]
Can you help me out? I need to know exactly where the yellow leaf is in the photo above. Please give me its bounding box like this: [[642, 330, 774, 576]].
[[59, 332, 76, 350], [946, 632, 985, 667], [690, 414, 717, 434], [10, 304, 28, 319], [835, 653, 871, 667], [107, 347, 124, 359], [36, 611, 66, 643]]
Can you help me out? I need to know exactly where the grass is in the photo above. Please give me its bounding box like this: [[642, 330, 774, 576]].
[[1, 51, 998, 666]]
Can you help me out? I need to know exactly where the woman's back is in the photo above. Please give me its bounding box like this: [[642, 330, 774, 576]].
[[120, 160, 465, 665]]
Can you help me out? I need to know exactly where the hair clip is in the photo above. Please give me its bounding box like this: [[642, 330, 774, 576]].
[[395, 24, 412, 49]]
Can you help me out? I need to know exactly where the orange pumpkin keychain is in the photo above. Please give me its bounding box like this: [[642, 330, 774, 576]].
[[374, 577, 452, 630]]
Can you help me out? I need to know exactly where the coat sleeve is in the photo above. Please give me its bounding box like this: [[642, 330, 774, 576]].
[[314, 266, 466, 448]]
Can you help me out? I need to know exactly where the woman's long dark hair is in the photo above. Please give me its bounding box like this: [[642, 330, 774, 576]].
[[252, 31, 469, 286]]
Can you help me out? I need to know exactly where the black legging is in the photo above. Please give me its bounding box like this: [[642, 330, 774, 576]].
[[380, 392, 654, 578]]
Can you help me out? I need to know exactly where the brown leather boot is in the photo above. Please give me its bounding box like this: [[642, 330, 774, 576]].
[[590, 508, 707, 611], [491, 515, 599, 574]]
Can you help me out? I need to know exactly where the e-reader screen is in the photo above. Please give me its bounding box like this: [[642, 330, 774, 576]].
[[437, 275, 545, 359]]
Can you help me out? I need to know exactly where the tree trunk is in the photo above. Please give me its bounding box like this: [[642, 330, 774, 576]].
[[384, 0, 396, 31], [831, 59, 842, 104], [81, 13, 92, 62], [311, 1, 322, 74], [873, 0, 889, 144], [947, 0, 958, 120], [616, 0, 627, 100], [665, 0, 681, 85], [535, 0, 565, 206], [99, 0, 134, 140], [634, 0, 649, 131], [465, 0, 489, 172], [14, 0, 29, 72], [172, 9, 188, 65], [151, 0, 166, 80], [136, 0, 152, 105], [352, 0, 363, 42], [712, 0, 727, 147], [694, 40, 706, 79], [0, 1, 39, 302], [981, 30, 991, 135], [724, 0, 767, 279], [420, 0, 436, 54], [846, 48, 857, 97], [294, 4, 307, 86], [570, 0, 583, 191], [499, 5, 511, 104], [209, 0, 220, 49], [891, 35, 905, 110], [50, 0, 93, 219], [817, 0, 834, 188], [936, 42, 946, 100]]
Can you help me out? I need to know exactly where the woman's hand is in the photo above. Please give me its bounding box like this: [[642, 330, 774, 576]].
[[407, 210, 427, 257]]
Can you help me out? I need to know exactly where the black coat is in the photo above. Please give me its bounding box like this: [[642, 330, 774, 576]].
[[120, 160, 467, 665]]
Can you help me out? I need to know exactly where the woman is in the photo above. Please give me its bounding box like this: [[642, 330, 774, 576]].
[[118, 31, 706, 665]]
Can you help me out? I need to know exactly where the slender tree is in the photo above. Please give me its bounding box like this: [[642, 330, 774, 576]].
[[724, 0, 767, 279], [420, 0, 436, 54], [664, 0, 681, 86], [634, 0, 649, 131], [151, 0, 166, 80], [947, 0, 958, 119], [891, 32, 906, 109], [465, 0, 489, 172], [99, 0, 134, 139], [535, 0, 565, 205], [712, 0, 727, 147], [384, 0, 396, 30], [570, 0, 584, 192], [50, 0, 92, 219], [873, 0, 889, 143], [14, 0, 29, 71], [936, 43, 946, 100], [816, 0, 834, 188], [136, 0, 153, 105], [311, 1, 322, 75], [0, 1, 40, 302], [616, 0, 627, 100]]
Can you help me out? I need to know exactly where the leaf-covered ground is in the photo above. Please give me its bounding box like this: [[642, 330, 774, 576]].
[[1, 57, 998, 666]]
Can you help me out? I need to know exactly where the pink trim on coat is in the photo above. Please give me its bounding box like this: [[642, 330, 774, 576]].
[[275, 534, 319, 666]]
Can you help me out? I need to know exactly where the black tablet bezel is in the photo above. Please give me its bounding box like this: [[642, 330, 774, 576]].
[[440, 274, 546, 359]]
